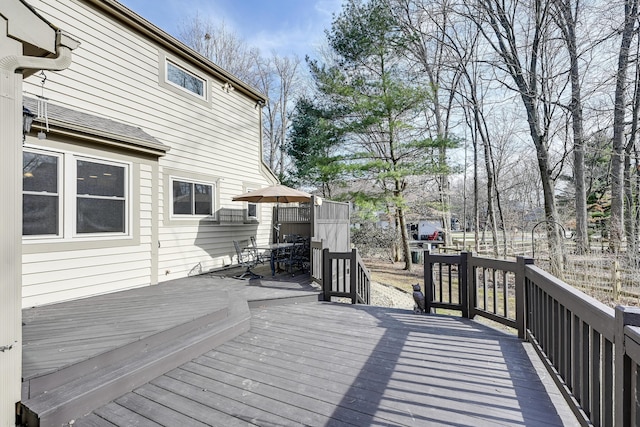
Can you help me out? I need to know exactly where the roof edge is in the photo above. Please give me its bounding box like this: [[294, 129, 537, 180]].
[[84, 0, 267, 103], [32, 119, 169, 157]]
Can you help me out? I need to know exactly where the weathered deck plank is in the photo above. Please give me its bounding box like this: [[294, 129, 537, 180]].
[[22, 268, 320, 382], [78, 302, 579, 426]]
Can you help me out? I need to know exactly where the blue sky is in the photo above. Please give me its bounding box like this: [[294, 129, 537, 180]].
[[119, 0, 344, 58]]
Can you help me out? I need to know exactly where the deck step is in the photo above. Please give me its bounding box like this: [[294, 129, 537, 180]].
[[18, 296, 250, 427]]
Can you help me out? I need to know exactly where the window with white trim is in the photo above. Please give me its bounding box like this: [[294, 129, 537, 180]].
[[245, 187, 258, 221], [171, 178, 215, 217], [247, 202, 257, 220], [23, 150, 61, 236], [22, 148, 129, 239], [76, 160, 126, 233], [166, 60, 205, 98]]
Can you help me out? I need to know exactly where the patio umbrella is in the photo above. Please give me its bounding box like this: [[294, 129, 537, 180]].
[[232, 184, 311, 241], [232, 184, 311, 203]]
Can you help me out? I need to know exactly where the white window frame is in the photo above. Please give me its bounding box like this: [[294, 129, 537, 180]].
[[22, 147, 131, 242], [22, 148, 63, 239], [170, 177, 216, 220], [245, 187, 259, 222], [72, 156, 130, 237], [165, 60, 207, 100]]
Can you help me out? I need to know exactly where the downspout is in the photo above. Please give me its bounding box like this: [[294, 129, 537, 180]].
[[0, 30, 79, 72]]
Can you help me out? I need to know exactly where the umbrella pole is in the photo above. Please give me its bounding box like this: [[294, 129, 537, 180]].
[[275, 197, 280, 243]]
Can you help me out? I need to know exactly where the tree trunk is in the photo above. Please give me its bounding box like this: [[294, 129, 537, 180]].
[[610, 0, 638, 253], [554, 0, 589, 254]]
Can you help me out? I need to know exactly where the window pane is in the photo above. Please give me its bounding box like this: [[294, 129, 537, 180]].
[[23, 194, 58, 235], [248, 203, 257, 218], [77, 198, 125, 233], [23, 152, 57, 193], [167, 62, 204, 96], [77, 161, 125, 197], [194, 184, 212, 215], [173, 180, 193, 214]]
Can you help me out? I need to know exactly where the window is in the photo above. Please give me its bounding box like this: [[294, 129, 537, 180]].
[[172, 178, 214, 217], [22, 148, 129, 239], [248, 202, 257, 220], [166, 61, 205, 98], [245, 187, 258, 221], [76, 160, 126, 233], [23, 150, 60, 236]]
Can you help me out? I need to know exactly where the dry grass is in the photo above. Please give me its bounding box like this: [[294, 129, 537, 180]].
[[364, 258, 423, 294], [364, 257, 516, 333]]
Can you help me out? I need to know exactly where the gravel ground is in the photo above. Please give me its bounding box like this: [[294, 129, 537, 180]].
[[370, 281, 415, 310]]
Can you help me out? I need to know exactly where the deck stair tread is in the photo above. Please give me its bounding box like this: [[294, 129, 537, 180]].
[[19, 296, 250, 427], [23, 282, 233, 381]]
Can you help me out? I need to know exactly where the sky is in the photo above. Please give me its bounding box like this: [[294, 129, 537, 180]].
[[118, 0, 344, 58]]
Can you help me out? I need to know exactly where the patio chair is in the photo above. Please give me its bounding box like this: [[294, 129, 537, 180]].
[[291, 238, 310, 273], [250, 236, 268, 264], [233, 240, 262, 280], [273, 244, 297, 275]]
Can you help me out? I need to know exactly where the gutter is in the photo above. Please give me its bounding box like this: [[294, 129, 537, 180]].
[[0, 30, 79, 72]]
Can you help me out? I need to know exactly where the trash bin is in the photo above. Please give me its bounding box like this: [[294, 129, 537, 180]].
[[411, 250, 422, 264]]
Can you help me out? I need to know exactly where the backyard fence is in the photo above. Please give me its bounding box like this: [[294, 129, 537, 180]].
[[423, 250, 639, 427]]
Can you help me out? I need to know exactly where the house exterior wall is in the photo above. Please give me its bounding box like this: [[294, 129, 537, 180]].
[[21, 0, 276, 306]]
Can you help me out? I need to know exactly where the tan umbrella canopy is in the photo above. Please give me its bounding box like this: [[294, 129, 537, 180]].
[[232, 184, 311, 203], [233, 185, 311, 242]]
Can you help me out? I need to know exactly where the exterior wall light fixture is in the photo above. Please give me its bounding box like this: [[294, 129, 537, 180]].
[[23, 106, 35, 142]]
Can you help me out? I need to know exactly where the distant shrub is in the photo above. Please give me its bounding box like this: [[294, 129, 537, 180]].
[[352, 224, 398, 259]]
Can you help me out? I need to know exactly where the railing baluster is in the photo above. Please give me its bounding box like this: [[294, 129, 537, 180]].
[[591, 329, 601, 425], [448, 264, 453, 304], [439, 263, 443, 303], [604, 338, 613, 426], [573, 313, 581, 402], [502, 270, 508, 318], [582, 320, 590, 417]]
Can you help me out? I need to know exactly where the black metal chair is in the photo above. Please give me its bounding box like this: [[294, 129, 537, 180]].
[[233, 240, 262, 280]]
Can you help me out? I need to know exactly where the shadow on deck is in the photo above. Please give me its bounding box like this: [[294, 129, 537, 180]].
[[19, 264, 578, 426]]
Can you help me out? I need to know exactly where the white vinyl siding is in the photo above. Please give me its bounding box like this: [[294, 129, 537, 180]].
[[21, 0, 276, 299], [22, 156, 155, 308]]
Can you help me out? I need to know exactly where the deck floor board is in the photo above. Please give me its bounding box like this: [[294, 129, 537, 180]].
[[77, 301, 579, 426], [22, 267, 319, 381]]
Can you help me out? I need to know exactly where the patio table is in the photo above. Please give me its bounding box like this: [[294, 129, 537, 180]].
[[253, 242, 300, 276]]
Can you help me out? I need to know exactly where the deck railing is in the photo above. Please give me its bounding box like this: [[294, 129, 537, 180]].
[[317, 247, 370, 304], [310, 240, 325, 285], [423, 250, 640, 427]]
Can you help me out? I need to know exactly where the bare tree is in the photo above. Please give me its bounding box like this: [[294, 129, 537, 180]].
[[177, 14, 261, 85], [466, 0, 567, 275], [551, 0, 590, 254], [391, 0, 466, 247], [273, 55, 301, 177], [177, 14, 303, 179], [610, 0, 639, 252]]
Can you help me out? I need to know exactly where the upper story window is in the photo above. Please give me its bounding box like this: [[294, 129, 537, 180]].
[[166, 61, 205, 98], [171, 178, 215, 218]]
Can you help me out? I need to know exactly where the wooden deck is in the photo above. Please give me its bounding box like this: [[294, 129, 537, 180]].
[[20, 265, 579, 426]]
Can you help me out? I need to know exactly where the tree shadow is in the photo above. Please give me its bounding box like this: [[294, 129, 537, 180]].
[[327, 306, 573, 426]]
